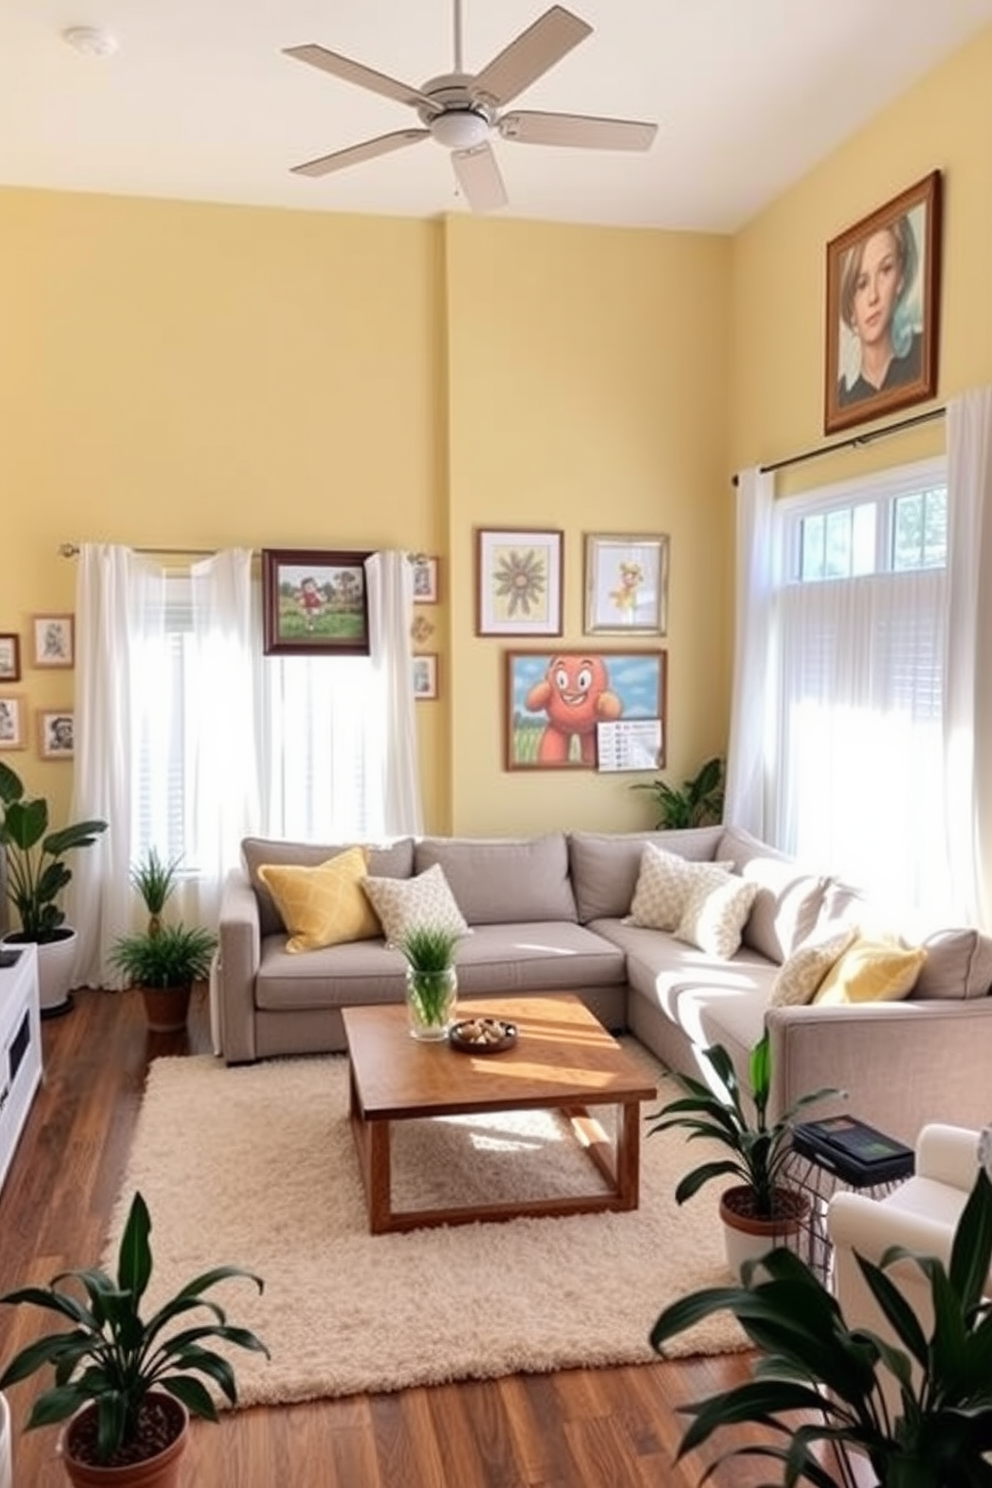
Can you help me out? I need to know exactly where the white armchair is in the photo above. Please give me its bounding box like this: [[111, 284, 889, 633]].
[[827, 1123, 987, 1415]]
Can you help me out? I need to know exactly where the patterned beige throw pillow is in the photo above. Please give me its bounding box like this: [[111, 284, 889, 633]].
[[674, 866, 759, 959], [362, 863, 470, 947], [769, 927, 858, 1007], [626, 845, 734, 932]]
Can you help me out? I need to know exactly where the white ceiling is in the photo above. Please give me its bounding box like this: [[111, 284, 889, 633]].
[[2, 0, 991, 233]]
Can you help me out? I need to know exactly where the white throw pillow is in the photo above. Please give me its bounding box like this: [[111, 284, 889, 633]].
[[625, 844, 733, 932], [769, 928, 858, 1007], [362, 863, 470, 947], [674, 868, 759, 959]]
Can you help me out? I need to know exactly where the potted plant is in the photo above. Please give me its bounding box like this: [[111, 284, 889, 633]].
[[649, 1165, 992, 1487], [631, 755, 725, 829], [0, 1189, 268, 1487], [0, 759, 108, 1016], [109, 923, 217, 1034], [399, 925, 460, 1040], [647, 1033, 841, 1278]]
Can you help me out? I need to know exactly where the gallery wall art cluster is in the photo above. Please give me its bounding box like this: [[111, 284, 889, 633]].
[[0, 616, 75, 759]]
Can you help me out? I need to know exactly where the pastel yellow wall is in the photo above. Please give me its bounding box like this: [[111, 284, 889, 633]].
[[444, 217, 732, 833], [730, 25, 992, 485], [0, 190, 732, 838]]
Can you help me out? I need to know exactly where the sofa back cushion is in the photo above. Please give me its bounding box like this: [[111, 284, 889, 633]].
[[242, 836, 414, 938], [912, 928, 992, 1000], [716, 826, 828, 963], [413, 834, 577, 925], [568, 827, 724, 923]]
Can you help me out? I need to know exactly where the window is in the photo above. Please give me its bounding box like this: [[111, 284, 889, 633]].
[[771, 458, 950, 917]]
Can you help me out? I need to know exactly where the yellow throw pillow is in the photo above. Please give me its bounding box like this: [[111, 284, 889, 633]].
[[812, 937, 926, 1006], [257, 847, 379, 953]]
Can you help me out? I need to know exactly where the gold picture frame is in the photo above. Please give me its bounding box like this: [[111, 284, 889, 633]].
[[584, 533, 669, 636]]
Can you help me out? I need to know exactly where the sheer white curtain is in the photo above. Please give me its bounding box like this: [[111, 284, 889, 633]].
[[68, 545, 166, 986], [366, 550, 422, 837], [724, 466, 776, 837], [945, 386, 992, 926]]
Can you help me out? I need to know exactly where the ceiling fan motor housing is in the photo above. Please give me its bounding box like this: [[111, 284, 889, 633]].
[[418, 73, 495, 149]]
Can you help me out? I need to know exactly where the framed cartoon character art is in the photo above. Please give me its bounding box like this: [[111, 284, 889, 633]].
[[505, 649, 666, 770], [262, 549, 371, 656]]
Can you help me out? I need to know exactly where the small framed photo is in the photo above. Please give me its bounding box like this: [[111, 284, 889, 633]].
[[0, 634, 20, 682], [32, 614, 74, 669], [0, 695, 26, 751], [38, 709, 75, 759], [505, 649, 666, 771], [412, 654, 438, 700], [476, 528, 563, 637], [584, 533, 669, 636], [825, 170, 942, 435], [262, 549, 371, 656], [412, 555, 439, 604]]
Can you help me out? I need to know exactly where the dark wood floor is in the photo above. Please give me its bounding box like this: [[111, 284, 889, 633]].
[[1, 988, 796, 1487]]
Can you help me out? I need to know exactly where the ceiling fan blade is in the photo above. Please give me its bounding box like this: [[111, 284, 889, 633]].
[[283, 44, 438, 112], [471, 6, 591, 109], [451, 142, 508, 213], [291, 129, 430, 178], [499, 111, 658, 151]]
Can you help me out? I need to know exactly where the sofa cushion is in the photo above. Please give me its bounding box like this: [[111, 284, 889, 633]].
[[570, 827, 724, 923], [716, 826, 828, 963], [413, 834, 577, 925], [911, 928, 992, 1001], [769, 927, 857, 1007], [674, 869, 759, 959], [626, 845, 734, 933], [257, 847, 380, 953], [813, 938, 926, 1005], [362, 863, 470, 947], [242, 836, 414, 938]]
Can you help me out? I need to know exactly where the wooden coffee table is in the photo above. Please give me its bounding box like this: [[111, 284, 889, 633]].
[[341, 993, 656, 1234]]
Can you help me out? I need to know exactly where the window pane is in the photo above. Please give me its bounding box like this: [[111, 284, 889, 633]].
[[824, 508, 852, 578], [892, 492, 923, 570], [851, 503, 876, 576], [800, 513, 825, 580], [923, 488, 947, 568]]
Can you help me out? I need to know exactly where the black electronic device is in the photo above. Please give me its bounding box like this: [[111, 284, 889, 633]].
[[792, 1114, 915, 1187]]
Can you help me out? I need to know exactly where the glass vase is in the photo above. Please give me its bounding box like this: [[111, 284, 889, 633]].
[[405, 965, 457, 1041]]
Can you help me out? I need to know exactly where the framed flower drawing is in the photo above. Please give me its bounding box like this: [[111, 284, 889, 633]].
[[475, 529, 563, 637]]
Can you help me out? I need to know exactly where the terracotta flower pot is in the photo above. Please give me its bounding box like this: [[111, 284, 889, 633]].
[[719, 1184, 810, 1282], [140, 984, 192, 1033], [59, 1393, 187, 1488]]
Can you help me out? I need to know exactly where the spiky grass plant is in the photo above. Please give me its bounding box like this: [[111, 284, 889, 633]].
[[130, 848, 181, 937], [400, 925, 460, 1028]]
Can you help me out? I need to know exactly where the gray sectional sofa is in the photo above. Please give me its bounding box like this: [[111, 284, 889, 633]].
[[214, 826, 992, 1146]]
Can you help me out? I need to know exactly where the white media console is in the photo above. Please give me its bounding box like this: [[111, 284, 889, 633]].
[[0, 942, 42, 1193]]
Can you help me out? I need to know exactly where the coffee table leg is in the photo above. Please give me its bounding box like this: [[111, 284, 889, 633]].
[[615, 1099, 640, 1210], [367, 1119, 392, 1235]]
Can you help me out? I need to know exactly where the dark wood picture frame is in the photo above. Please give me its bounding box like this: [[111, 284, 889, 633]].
[[262, 549, 371, 656], [824, 170, 942, 435], [505, 648, 666, 771]]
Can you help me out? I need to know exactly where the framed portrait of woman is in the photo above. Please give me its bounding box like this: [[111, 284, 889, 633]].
[[824, 170, 942, 436]]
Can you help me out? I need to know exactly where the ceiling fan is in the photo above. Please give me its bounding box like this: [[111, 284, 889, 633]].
[[283, 2, 658, 213]]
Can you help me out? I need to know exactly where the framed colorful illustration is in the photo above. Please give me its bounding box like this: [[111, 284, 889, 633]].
[[505, 649, 666, 770], [262, 549, 371, 656], [825, 170, 941, 435], [32, 614, 74, 668], [38, 709, 74, 759], [0, 633, 20, 682], [412, 654, 438, 700], [0, 695, 26, 751], [476, 529, 563, 637], [584, 533, 669, 635], [411, 555, 439, 604]]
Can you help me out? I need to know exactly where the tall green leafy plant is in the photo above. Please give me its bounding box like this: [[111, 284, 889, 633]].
[[647, 1034, 840, 1220], [650, 1167, 992, 1486], [0, 759, 107, 942], [631, 755, 725, 829]]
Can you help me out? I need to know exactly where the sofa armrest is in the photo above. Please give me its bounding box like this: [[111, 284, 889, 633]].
[[766, 998, 992, 1148], [827, 1186, 964, 1269], [216, 867, 262, 1064], [916, 1123, 980, 1188]]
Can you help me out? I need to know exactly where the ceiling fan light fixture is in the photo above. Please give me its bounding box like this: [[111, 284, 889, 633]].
[[430, 109, 489, 151], [61, 24, 119, 57]]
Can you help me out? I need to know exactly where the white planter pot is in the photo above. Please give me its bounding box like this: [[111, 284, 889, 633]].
[[3, 928, 78, 1016]]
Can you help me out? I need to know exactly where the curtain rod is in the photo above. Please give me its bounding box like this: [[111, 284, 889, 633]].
[[744, 404, 946, 482], [58, 543, 428, 562]]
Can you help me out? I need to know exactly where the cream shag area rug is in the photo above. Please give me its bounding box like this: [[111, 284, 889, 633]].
[[107, 1042, 744, 1409]]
